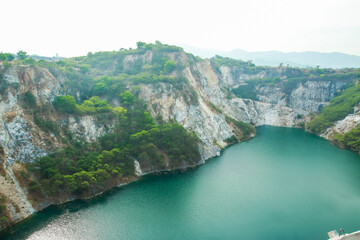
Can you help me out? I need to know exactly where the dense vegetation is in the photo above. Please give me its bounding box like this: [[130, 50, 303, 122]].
[[0, 53, 14, 62], [307, 83, 360, 134], [53, 95, 116, 115], [333, 126, 360, 153], [29, 91, 200, 197]]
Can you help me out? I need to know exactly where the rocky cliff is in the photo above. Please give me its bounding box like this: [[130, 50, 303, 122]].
[[0, 46, 356, 230]]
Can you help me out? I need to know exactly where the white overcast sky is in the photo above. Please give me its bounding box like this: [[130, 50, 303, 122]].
[[2, 0, 360, 57]]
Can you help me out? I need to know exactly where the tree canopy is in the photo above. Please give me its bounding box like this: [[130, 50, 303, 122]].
[[17, 50, 28, 60]]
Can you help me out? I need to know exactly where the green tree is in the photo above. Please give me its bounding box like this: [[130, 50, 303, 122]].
[[93, 82, 108, 96], [164, 60, 176, 73], [17, 50, 28, 60], [6, 53, 14, 61], [79, 64, 90, 74], [0, 53, 15, 61], [23, 91, 37, 108], [120, 91, 135, 105], [77, 96, 112, 114], [53, 95, 77, 113], [136, 41, 146, 49], [88, 96, 111, 112], [0, 53, 14, 62], [64, 175, 77, 192], [138, 152, 149, 162], [0, 54, 7, 61]]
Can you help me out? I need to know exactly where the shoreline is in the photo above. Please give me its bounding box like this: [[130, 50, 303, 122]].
[[0, 156, 210, 233]]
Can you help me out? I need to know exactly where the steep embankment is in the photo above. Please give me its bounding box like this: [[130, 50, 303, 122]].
[[0, 43, 358, 231]]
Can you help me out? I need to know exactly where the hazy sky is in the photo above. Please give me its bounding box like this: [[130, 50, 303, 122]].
[[2, 0, 360, 57]]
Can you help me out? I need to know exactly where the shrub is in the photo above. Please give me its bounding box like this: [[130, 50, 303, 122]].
[[0, 205, 6, 214], [17, 50, 28, 60], [93, 82, 108, 96], [77, 96, 112, 114], [79, 64, 90, 74], [0, 53, 14, 61], [53, 95, 77, 113], [34, 115, 59, 134], [23, 91, 37, 109], [29, 180, 41, 191], [164, 60, 176, 73]]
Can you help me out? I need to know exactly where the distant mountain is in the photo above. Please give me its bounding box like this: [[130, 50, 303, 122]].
[[180, 45, 360, 69]]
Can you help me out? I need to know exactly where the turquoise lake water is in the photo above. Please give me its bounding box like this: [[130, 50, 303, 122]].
[[1, 126, 360, 240]]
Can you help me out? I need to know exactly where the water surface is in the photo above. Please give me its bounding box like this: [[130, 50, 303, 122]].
[[2, 126, 360, 240]]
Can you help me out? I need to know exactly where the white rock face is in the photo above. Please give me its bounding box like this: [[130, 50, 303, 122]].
[[289, 81, 345, 112], [139, 83, 233, 161], [226, 98, 297, 126], [4, 116, 48, 165], [322, 110, 360, 139], [123, 51, 153, 72], [67, 115, 114, 142], [334, 114, 360, 134], [139, 59, 345, 161], [134, 160, 143, 176], [256, 85, 287, 105], [0, 67, 63, 162], [180, 62, 325, 129], [0, 67, 63, 225], [219, 65, 266, 88], [3, 164, 35, 220], [219, 66, 235, 87], [4, 66, 62, 103], [137, 59, 345, 162]]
